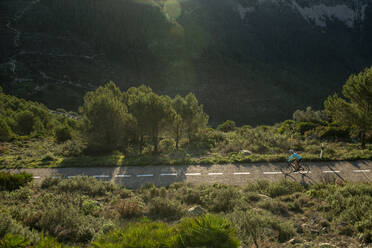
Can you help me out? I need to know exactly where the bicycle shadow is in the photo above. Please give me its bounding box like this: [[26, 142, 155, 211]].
[[282, 171, 316, 186]]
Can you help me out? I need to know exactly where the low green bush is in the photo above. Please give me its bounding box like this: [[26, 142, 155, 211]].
[[115, 197, 145, 218], [229, 209, 295, 247], [149, 197, 184, 220], [36, 200, 100, 243], [217, 120, 236, 132], [266, 179, 305, 197], [257, 200, 289, 216], [54, 126, 72, 143], [0, 234, 29, 248], [0, 118, 13, 142], [296, 121, 318, 135], [56, 176, 116, 196], [178, 214, 240, 248], [41, 177, 61, 189], [200, 184, 241, 212], [91, 220, 178, 248], [0, 172, 33, 191], [308, 182, 372, 242]]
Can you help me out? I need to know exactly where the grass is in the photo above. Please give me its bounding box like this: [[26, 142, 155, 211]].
[[0, 138, 371, 169]]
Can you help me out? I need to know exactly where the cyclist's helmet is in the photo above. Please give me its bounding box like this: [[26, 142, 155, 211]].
[[289, 149, 294, 154]]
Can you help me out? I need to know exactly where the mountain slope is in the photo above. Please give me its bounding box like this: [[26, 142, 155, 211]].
[[1, 0, 371, 125]]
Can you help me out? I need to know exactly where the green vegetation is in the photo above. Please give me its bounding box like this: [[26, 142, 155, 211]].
[[0, 174, 371, 247], [1, 67, 372, 168], [0, 172, 33, 191], [325, 66, 372, 148]]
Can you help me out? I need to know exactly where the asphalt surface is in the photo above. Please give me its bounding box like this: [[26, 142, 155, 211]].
[[2, 160, 371, 188]]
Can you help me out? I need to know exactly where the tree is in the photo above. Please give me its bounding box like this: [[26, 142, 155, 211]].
[[80, 82, 133, 153], [324, 67, 372, 148], [171, 95, 187, 150], [183, 93, 209, 143], [127, 86, 173, 153]]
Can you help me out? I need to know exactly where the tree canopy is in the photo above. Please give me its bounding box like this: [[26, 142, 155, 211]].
[[324, 66, 372, 147]]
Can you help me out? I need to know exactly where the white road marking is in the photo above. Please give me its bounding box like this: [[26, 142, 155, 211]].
[[208, 173, 223, 175], [160, 173, 178, 176], [93, 175, 110, 178], [234, 172, 251, 175], [33, 176, 40, 179], [353, 170, 370, 173], [323, 170, 340, 173], [185, 173, 201, 176], [136, 174, 153, 177], [263, 172, 283, 175], [115, 175, 131, 178], [294, 171, 311, 174]]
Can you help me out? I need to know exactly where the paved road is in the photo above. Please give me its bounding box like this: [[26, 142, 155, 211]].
[[2, 160, 371, 188]]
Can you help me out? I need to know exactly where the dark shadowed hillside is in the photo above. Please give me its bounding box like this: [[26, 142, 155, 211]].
[[1, 0, 372, 125]]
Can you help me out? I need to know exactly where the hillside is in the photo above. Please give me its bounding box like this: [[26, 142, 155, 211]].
[[1, 0, 372, 125]]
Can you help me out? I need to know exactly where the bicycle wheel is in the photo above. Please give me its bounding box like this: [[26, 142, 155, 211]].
[[281, 163, 294, 174], [301, 162, 310, 172]]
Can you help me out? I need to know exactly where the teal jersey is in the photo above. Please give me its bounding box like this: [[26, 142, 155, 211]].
[[288, 153, 302, 162]]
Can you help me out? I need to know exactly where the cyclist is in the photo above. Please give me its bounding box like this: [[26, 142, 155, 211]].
[[288, 149, 302, 171]]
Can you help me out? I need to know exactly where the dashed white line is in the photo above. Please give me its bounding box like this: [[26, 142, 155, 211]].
[[208, 173, 223, 175], [294, 171, 311, 174], [136, 174, 154, 177], [353, 170, 370, 173], [263, 172, 283, 175], [185, 173, 201, 176], [323, 170, 340, 173], [115, 175, 131, 178], [160, 173, 178, 176], [234, 172, 251, 175], [93, 175, 110, 178], [33, 176, 41, 179]]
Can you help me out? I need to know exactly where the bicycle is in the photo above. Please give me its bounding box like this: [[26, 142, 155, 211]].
[[281, 160, 310, 174]]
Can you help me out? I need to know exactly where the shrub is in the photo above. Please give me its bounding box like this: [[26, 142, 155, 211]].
[[217, 120, 236, 132], [33, 234, 64, 248], [309, 183, 372, 242], [55, 138, 86, 157], [37, 201, 99, 243], [200, 184, 241, 212], [318, 125, 350, 140], [0, 118, 13, 141], [266, 180, 304, 198], [178, 214, 240, 248], [175, 186, 201, 205], [0, 210, 37, 243], [0, 234, 29, 248], [14, 111, 36, 136], [92, 221, 178, 248], [54, 125, 72, 143], [41, 177, 61, 189], [257, 200, 289, 216], [0, 172, 33, 191], [296, 121, 318, 135], [57, 176, 116, 196], [115, 197, 145, 218], [149, 197, 184, 220], [229, 210, 295, 246]]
